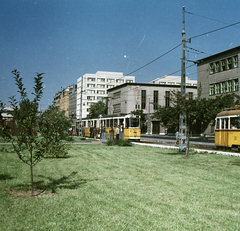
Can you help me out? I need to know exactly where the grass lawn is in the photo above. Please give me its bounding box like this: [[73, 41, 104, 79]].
[[0, 143, 240, 230]]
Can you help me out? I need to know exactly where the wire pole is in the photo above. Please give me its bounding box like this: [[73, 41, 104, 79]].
[[179, 6, 187, 152]]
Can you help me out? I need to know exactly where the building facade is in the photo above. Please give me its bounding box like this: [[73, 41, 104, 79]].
[[107, 82, 197, 135], [53, 85, 72, 118], [197, 46, 240, 99], [77, 71, 135, 119]]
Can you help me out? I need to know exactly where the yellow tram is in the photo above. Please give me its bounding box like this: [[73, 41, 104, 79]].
[[215, 107, 240, 150], [80, 114, 141, 140]]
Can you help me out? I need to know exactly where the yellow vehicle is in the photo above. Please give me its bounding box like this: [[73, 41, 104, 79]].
[[80, 114, 141, 140], [215, 107, 240, 151]]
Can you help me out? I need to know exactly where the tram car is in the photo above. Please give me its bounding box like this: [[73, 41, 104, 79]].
[[215, 107, 240, 151], [80, 114, 141, 140]]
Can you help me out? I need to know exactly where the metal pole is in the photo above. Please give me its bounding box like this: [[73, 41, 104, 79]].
[[147, 98, 151, 134], [179, 6, 187, 152]]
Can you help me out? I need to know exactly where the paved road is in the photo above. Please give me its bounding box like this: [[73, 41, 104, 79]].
[[140, 134, 215, 147]]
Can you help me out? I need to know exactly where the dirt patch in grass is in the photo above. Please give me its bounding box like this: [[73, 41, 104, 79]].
[[8, 188, 55, 199]]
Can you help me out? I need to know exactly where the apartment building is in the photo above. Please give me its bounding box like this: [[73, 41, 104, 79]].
[[197, 46, 240, 99], [53, 85, 71, 118], [77, 71, 135, 119], [107, 82, 197, 135]]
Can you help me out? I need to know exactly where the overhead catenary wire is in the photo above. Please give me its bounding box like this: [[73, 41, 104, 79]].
[[190, 21, 240, 40], [123, 43, 182, 77]]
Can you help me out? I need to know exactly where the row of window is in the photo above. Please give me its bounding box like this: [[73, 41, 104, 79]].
[[87, 77, 133, 83], [87, 96, 104, 101], [87, 90, 105, 94], [87, 84, 119, 89], [209, 79, 238, 96], [209, 55, 238, 74], [141, 90, 194, 109]]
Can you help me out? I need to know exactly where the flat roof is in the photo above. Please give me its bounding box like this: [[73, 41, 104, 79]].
[[107, 82, 197, 92]]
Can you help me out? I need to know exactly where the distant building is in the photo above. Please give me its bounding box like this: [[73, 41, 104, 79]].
[[77, 71, 135, 119], [148, 75, 197, 87], [197, 46, 240, 99], [107, 82, 197, 135], [53, 85, 74, 118]]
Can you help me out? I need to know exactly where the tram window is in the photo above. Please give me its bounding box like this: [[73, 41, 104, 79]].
[[216, 119, 220, 129], [110, 119, 113, 128], [225, 118, 229, 129], [230, 117, 240, 129], [132, 118, 140, 127], [221, 119, 225, 129], [106, 119, 109, 128], [119, 119, 124, 126]]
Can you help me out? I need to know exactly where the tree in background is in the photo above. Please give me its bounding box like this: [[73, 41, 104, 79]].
[[38, 105, 71, 158], [152, 90, 240, 158], [88, 101, 108, 119], [7, 69, 44, 196]]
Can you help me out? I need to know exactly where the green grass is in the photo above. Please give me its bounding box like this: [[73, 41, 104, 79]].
[[1, 144, 240, 230]]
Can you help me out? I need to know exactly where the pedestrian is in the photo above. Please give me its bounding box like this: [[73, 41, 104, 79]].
[[175, 131, 179, 145], [101, 126, 105, 139], [93, 126, 97, 139], [116, 125, 120, 140], [90, 125, 93, 138], [109, 126, 114, 140]]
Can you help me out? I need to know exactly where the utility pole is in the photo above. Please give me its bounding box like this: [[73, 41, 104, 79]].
[[179, 6, 187, 152], [147, 98, 151, 134]]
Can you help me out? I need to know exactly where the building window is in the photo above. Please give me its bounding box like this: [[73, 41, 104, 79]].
[[116, 79, 124, 83], [107, 85, 114, 89], [233, 79, 238, 91], [221, 82, 226, 93], [87, 96, 95, 100], [87, 84, 95, 88], [210, 63, 214, 74], [97, 90, 105, 94], [153, 91, 158, 109], [113, 103, 121, 114], [97, 84, 105, 88], [135, 104, 140, 109], [87, 90, 95, 94], [227, 58, 232, 70], [87, 78, 95, 82], [97, 96, 104, 100], [221, 60, 225, 71], [141, 90, 146, 109], [209, 85, 214, 95], [227, 81, 232, 92], [97, 78, 105, 82], [165, 91, 170, 107], [113, 91, 121, 99], [107, 79, 115, 83], [215, 83, 220, 94], [215, 61, 220, 73], [87, 102, 95, 106], [126, 80, 133, 83], [233, 56, 238, 68]]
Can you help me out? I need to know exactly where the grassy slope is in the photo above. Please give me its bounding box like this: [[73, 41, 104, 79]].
[[0, 144, 240, 230]]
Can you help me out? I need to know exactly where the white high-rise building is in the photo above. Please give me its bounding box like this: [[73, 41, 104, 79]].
[[77, 71, 135, 119]]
